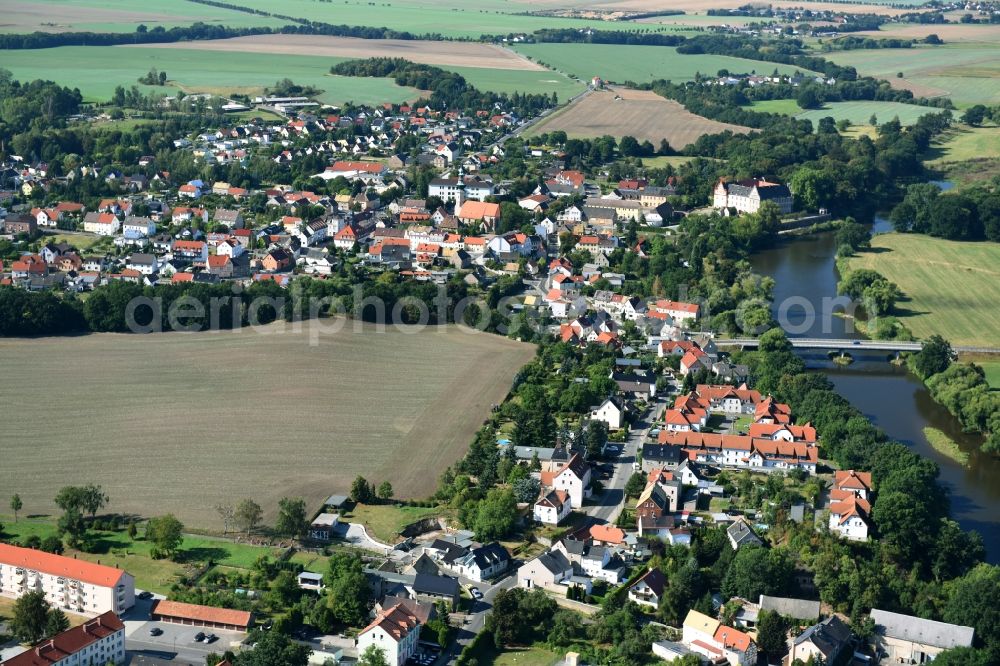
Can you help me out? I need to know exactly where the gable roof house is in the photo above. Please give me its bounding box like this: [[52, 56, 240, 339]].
[[451, 543, 511, 582], [357, 603, 421, 666], [628, 568, 666, 608], [870, 609, 974, 665], [534, 489, 572, 526], [789, 616, 853, 666], [828, 494, 872, 542], [727, 519, 763, 551], [2, 611, 125, 666], [539, 454, 591, 508], [516, 550, 575, 592]]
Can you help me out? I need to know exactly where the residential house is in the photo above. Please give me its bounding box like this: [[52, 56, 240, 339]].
[[788, 616, 853, 665], [828, 494, 872, 542], [540, 454, 591, 508], [870, 609, 974, 665], [262, 248, 292, 272], [517, 551, 575, 592], [357, 603, 421, 666], [589, 397, 625, 430], [83, 212, 120, 236], [727, 519, 763, 551], [122, 216, 156, 239], [833, 470, 872, 500], [308, 514, 340, 541], [534, 489, 572, 525], [628, 568, 666, 608], [451, 544, 510, 583], [126, 253, 159, 276]]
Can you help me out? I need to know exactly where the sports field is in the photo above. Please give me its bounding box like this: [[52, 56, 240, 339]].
[[1, 45, 583, 104], [529, 87, 750, 148], [751, 99, 941, 127], [825, 44, 1000, 108], [842, 233, 1000, 347], [0, 324, 534, 527], [514, 43, 813, 84], [0, 0, 283, 33]]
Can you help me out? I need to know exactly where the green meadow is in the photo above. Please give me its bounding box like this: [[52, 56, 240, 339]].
[[750, 99, 941, 127], [513, 43, 813, 84], [0, 45, 582, 104], [825, 44, 1000, 108]]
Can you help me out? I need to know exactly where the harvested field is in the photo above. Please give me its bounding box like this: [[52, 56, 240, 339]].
[[0, 324, 534, 528], [854, 23, 1000, 44], [126, 34, 546, 71], [518, 0, 929, 16], [529, 88, 750, 148]]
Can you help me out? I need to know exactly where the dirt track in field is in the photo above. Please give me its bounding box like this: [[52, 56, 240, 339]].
[[530, 87, 751, 148], [123, 34, 546, 71], [0, 324, 534, 527]]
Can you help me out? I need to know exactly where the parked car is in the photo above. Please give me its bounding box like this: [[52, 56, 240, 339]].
[[470, 587, 483, 600], [194, 632, 206, 642], [137, 591, 153, 600], [204, 634, 218, 644], [149, 627, 163, 636]]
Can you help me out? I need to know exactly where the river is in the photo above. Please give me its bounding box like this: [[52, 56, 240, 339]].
[[750, 214, 1000, 563]]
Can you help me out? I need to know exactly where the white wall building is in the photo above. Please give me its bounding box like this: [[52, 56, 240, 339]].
[[0, 543, 135, 616], [357, 603, 421, 666]]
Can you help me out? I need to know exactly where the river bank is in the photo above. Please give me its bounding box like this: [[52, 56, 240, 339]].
[[750, 229, 1000, 563]]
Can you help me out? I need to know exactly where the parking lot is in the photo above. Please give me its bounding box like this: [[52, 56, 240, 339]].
[[125, 619, 245, 665], [409, 642, 441, 666]]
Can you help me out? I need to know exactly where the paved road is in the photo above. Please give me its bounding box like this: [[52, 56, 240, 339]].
[[588, 394, 668, 524], [442, 575, 517, 665], [716, 337, 1000, 354]]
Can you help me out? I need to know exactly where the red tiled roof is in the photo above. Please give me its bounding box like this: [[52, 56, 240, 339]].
[[360, 603, 419, 643], [2, 611, 123, 666], [150, 600, 252, 628], [0, 544, 128, 588], [714, 625, 753, 652]]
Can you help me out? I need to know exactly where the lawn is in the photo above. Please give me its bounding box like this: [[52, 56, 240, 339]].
[[467, 643, 563, 666], [340, 504, 445, 544], [825, 44, 1000, 108], [841, 233, 1000, 347], [0, 324, 535, 528], [514, 43, 813, 85], [981, 361, 1000, 390]]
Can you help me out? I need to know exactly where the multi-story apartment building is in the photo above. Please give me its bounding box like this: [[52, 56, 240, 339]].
[[0, 544, 135, 616]]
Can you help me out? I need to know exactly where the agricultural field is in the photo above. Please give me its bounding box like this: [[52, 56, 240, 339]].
[[129, 34, 546, 71], [514, 43, 813, 84], [0, 324, 535, 529], [825, 44, 1000, 107], [1, 44, 583, 104], [529, 87, 751, 148], [547, 0, 929, 14], [854, 22, 1000, 44], [0, 0, 284, 33], [751, 99, 941, 126], [212, 0, 683, 39], [841, 233, 1000, 347]]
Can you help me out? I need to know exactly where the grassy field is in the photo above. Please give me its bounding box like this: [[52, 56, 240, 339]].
[[751, 99, 941, 126], [842, 233, 1000, 347], [340, 504, 445, 543], [982, 362, 1000, 389], [825, 44, 1000, 108], [529, 87, 749, 148], [0, 324, 534, 528], [514, 43, 813, 84], [926, 125, 1000, 163], [1, 45, 582, 104], [0, 0, 284, 33]]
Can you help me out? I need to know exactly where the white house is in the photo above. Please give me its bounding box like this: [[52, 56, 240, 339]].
[[628, 569, 666, 608], [540, 454, 591, 508], [122, 216, 156, 239], [533, 489, 571, 525], [713, 178, 793, 215], [516, 551, 574, 591], [589, 397, 624, 430], [451, 544, 510, 583], [828, 495, 871, 541], [0, 543, 135, 615], [357, 603, 421, 666]]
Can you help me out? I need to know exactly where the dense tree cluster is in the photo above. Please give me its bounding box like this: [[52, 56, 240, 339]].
[[890, 182, 1000, 241]]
